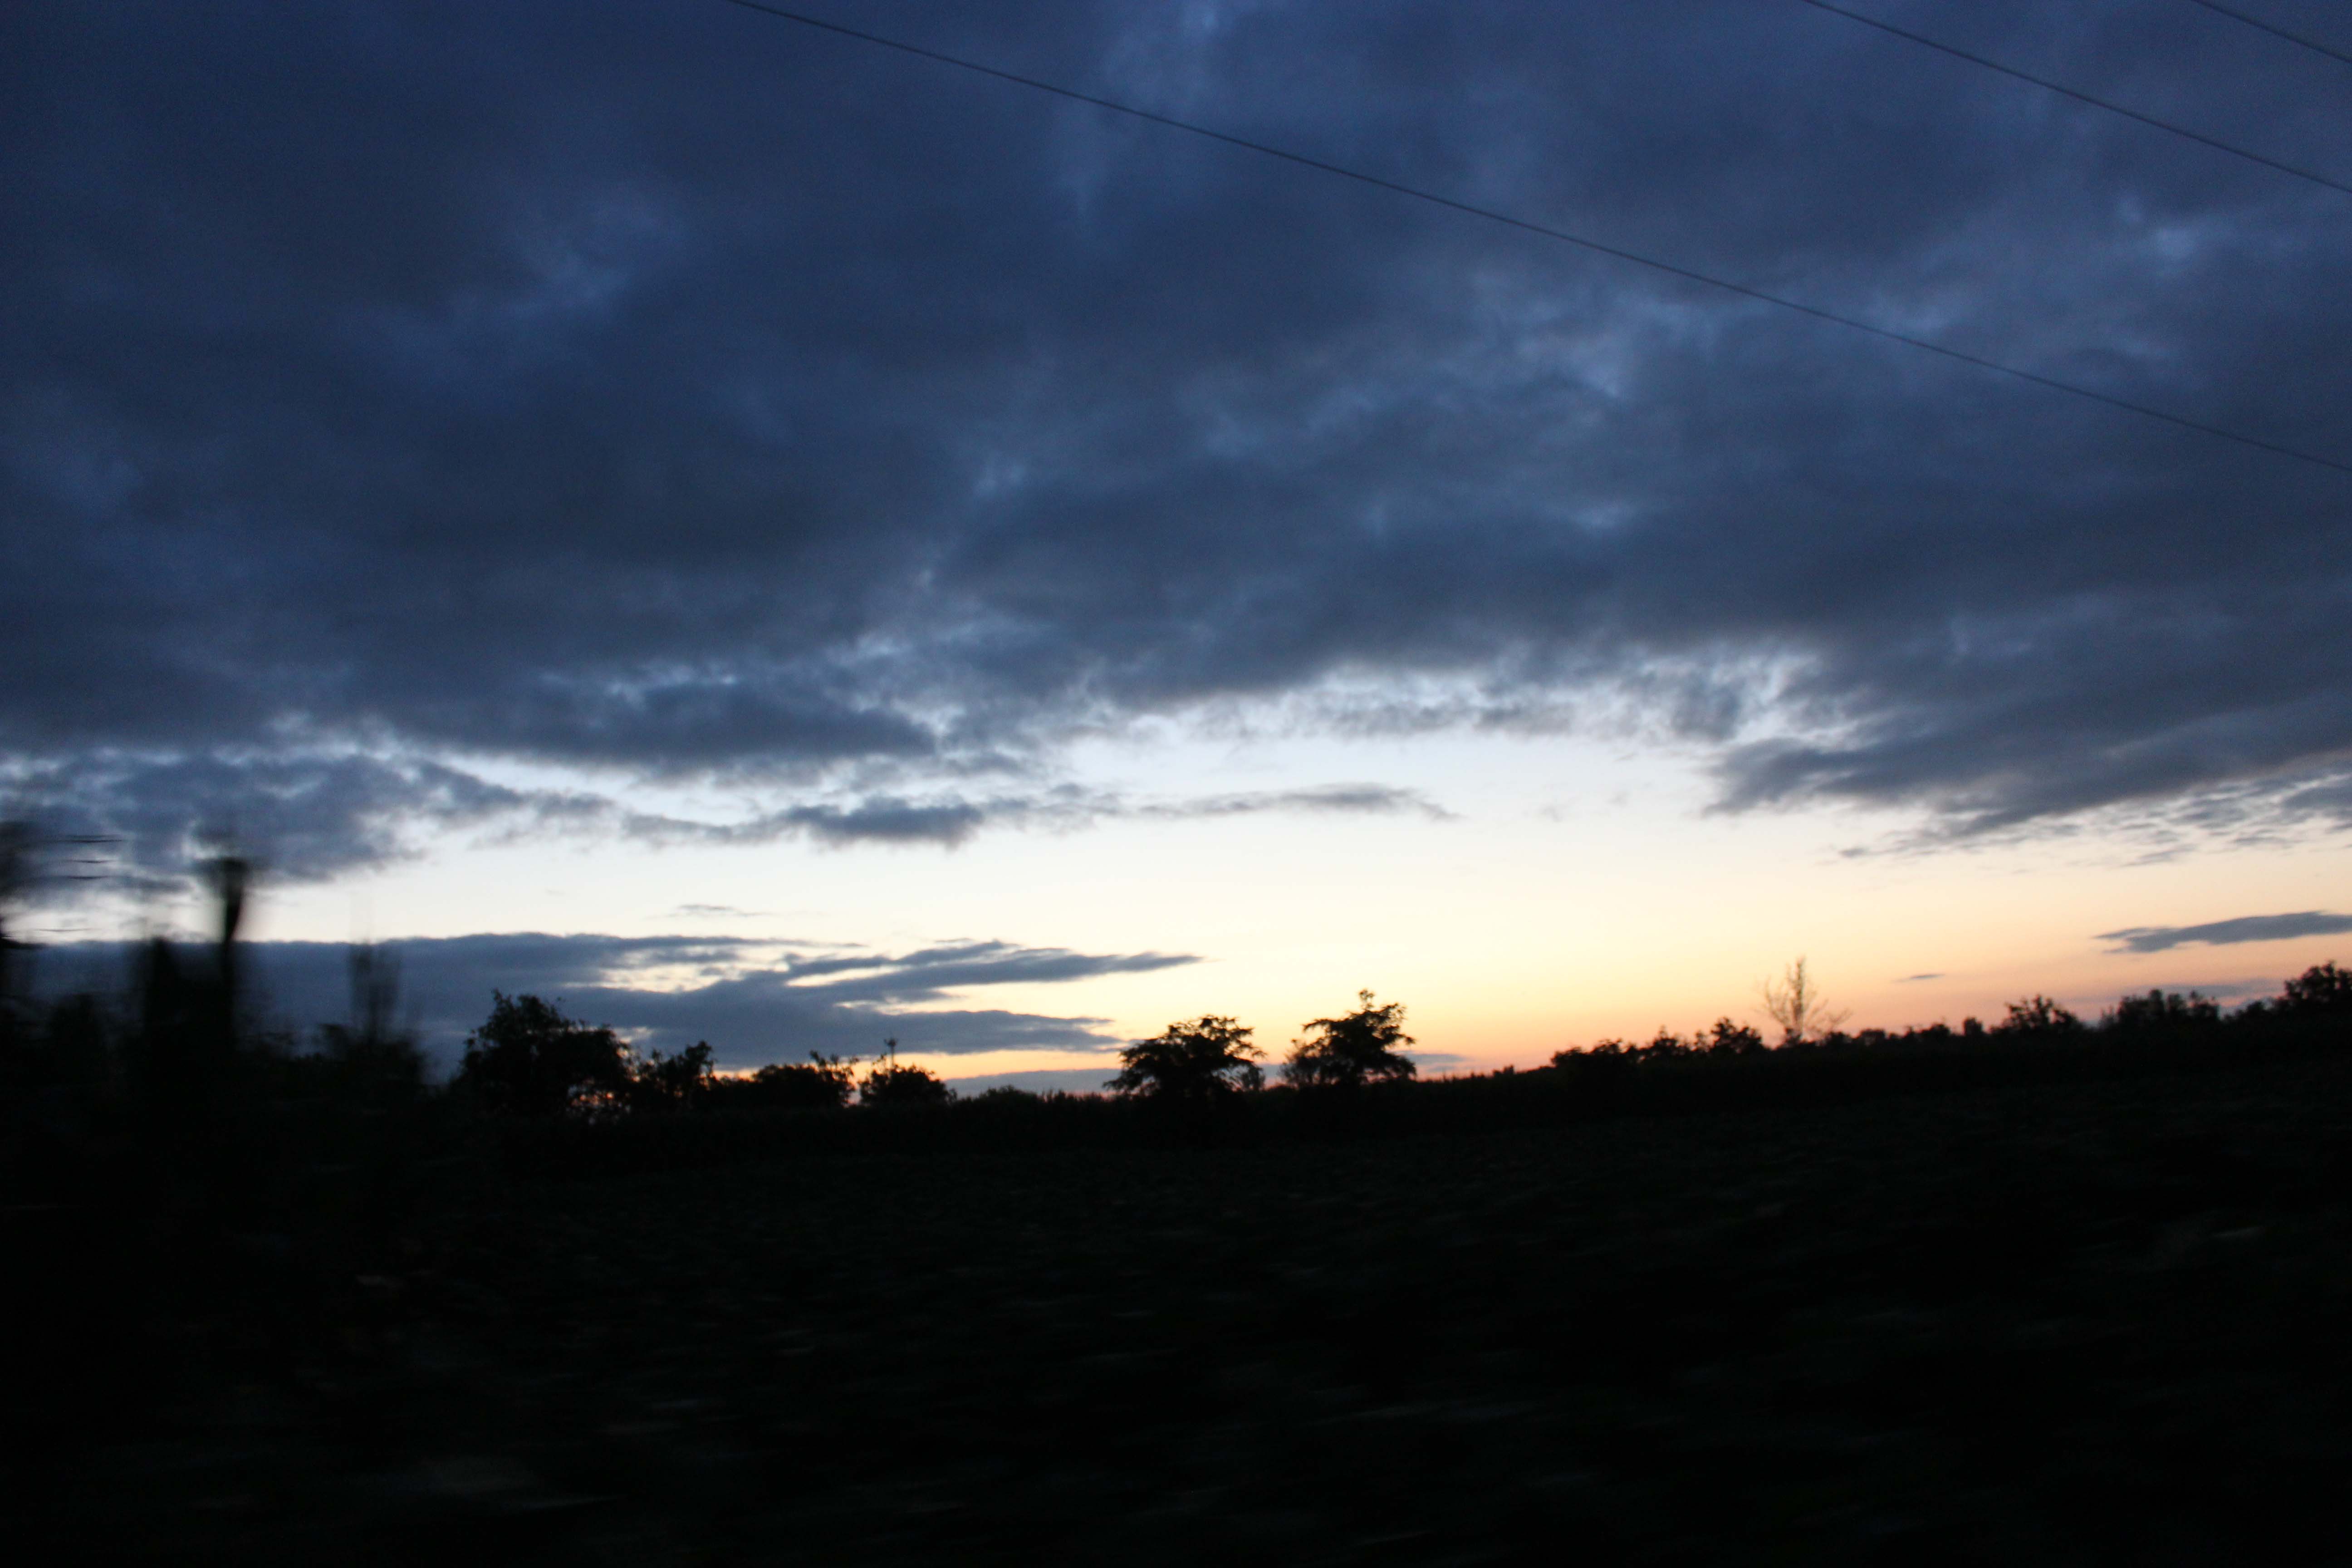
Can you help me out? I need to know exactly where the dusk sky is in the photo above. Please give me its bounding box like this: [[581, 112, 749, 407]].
[[9, 0, 2352, 1088]]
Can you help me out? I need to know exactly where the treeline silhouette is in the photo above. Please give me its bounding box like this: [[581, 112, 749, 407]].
[[11, 853, 2352, 1184], [9, 845, 2352, 1544], [463, 965, 2352, 1169], [18, 851, 2352, 1561]]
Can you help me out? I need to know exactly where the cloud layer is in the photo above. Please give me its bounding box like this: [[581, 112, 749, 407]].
[[8, 1, 2352, 873], [29, 931, 1201, 1067]]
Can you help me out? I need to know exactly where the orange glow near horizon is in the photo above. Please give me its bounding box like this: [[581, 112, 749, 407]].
[[143, 728, 2352, 1082]]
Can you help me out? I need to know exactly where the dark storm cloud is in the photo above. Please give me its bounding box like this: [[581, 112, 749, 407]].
[[2099, 911, 2352, 953], [28, 931, 1199, 1065], [0, 752, 607, 880], [8, 0, 2352, 864]]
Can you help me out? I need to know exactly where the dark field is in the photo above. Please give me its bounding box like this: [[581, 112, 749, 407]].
[[29, 1054, 2352, 1564]]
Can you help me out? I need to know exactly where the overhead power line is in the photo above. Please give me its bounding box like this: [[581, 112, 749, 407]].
[[1796, 0, 2352, 200], [710, 0, 2351, 478], [2180, 0, 2352, 69]]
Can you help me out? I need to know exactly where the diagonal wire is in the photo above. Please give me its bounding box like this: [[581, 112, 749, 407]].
[[710, 0, 2352, 477], [2179, 0, 2352, 69], [1796, 0, 2352, 198]]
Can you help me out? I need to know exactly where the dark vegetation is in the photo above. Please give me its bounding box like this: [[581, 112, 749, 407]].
[[10, 849, 2352, 1559]]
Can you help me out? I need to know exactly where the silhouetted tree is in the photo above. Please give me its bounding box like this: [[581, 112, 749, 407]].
[[1639, 1029, 1693, 1061], [1284, 990, 1416, 1089], [1549, 1038, 1630, 1069], [2104, 990, 2222, 1034], [2281, 961, 2352, 1017], [1701, 1017, 1767, 1056], [1108, 1015, 1263, 1100], [1546, 1038, 1636, 1098], [1993, 995, 2085, 1038], [456, 992, 630, 1117], [626, 1040, 716, 1111]]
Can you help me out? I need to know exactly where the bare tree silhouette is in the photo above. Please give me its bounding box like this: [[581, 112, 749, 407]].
[[1759, 957, 1848, 1047]]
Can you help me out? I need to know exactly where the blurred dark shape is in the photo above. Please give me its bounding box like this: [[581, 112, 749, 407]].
[[454, 991, 631, 1117], [1996, 995, 2088, 1038], [313, 942, 427, 1095], [1, 846, 474, 1481], [128, 842, 256, 1111], [0, 820, 31, 1044], [0, 821, 115, 1149], [204, 844, 249, 975], [858, 1038, 952, 1107], [1283, 990, 1416, 1089], [1107, 1014, 1263, 1099], [132, 935, 216, 1106]]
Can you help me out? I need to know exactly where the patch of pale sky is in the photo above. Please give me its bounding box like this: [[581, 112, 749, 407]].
[[189, 720, 2352, 1078]]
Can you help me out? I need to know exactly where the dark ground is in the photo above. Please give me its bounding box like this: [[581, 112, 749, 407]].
[[26, 1054, 2352, 1564]]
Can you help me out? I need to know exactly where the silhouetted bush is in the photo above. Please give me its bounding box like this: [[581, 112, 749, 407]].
[[706, 1053, 858, 1111], [860, 1060, 953, 1107]]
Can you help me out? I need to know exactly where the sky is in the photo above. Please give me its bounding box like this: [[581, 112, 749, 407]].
[[7, 0, 2352, 1088]]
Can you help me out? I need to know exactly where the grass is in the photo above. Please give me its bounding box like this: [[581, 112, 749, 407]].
[[26, 1049, 2352, 1563]]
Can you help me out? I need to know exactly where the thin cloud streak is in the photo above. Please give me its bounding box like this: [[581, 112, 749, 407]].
[[2098, 911, 2352, 953], [3, 751, 1450, 884]]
